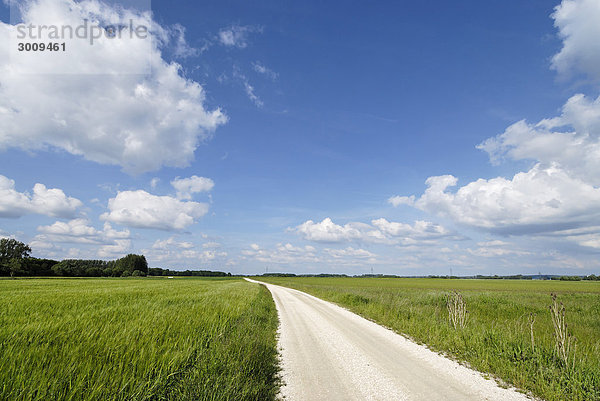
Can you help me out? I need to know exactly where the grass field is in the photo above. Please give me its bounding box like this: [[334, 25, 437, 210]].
[[0, 278, 279, 401], [260, 277, 600, 401]]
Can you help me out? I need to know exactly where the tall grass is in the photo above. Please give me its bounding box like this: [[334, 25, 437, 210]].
[[0, 278, 279, 401], [261, 277, 600, 401]]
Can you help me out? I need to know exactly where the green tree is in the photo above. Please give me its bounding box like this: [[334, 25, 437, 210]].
[[8, 258, 25, 278], [0, 238, 31, 262], [0, 238, 32, 276], [113, 254, 148, 276]]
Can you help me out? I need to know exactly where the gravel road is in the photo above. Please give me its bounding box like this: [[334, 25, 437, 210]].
[[246, 278, 532, 401]]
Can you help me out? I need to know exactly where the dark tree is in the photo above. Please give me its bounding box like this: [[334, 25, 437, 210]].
[[0, 238, 32, 277], [113, 254, 148, 276], [0, 238, 31, 262]]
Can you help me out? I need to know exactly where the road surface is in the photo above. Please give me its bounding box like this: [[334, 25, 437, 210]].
[[246, 278, 532, 401]]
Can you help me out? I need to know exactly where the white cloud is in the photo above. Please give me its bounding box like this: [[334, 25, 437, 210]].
[[574, 234, 600, 249], [476, 240, 509, 247], [232, 66, 264, 107], [324, 247, 375, 259], [0, 0, 227, 174], [295, 218, 369, 242], [390, 1, 600, 239], [387, 1, 600, 244], [36, 219, 129, 243], [152, 236, 194, 250], [101, 190, 209, 230], [295, 217, 459, 245], [98, 240, 132, 258], [142, 237, 227, 266], [252, 61, 278, 80], [38, 218, 98, 239], [150, 178, 160, 189], [396, 164, 600, 234], [170, 23, 199, 58], [242, 242, 318, 264], [34, 218, 131, 258], [0, 175, 82, 218], [371, 218, 453, 240], [535, 226, 600, 249], [243, 81, 264, 108], [171, 176, 214, 200], [551, 0, 600, 81], [467, 240, 531, 258], [217, 25, 262, 48], [477, 94, 600, 185], [388, 195, 415, 207]]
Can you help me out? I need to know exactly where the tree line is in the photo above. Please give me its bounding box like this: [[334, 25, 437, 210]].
[[0, 238, 229, 278], [148, 267, 230, 277]]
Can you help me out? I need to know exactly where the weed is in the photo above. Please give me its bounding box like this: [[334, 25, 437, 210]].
[[446, 291, 468, 329], [528, 312, 536, 353], [549, 293, 576, 370]]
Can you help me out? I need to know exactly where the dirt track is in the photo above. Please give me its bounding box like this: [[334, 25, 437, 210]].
[[246, 278, 532, 401]]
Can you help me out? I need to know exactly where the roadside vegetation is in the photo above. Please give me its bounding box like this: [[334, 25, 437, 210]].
[[260, 276, 600, 401], [0, 278, 279, 401]]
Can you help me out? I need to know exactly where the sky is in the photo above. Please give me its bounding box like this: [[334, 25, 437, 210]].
[[1, 0, 600, 275]]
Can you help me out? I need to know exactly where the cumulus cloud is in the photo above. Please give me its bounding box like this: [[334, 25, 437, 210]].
[[38, 218, 99, 240], [295, 218, 371, 243], [371, 218, 456, 243], [242, 243, 318, 264], [395, 164, 600, 234], [467, 240, 531, 258], [0, 0, 227, 174], [34, 218, 131, 258], [97, 240, 132, 258], [551, 0, 600, 81], [171, 176, 214, 200], [101, 190, 209, 230], [241, 242, 377, 267], [391, 1, 600, 238], [478, 94, 600, 185], [143, 237, 227, 265], [324, 247, 375, 259], [294, 217, 459, 245], [0, 175, 82, 218], [217, 25, 262, 48], [152, 236, 194, 250], [388, 195, 415, 207], [36, 219, 129, 243]]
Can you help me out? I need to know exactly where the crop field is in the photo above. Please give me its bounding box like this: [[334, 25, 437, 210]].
[[260, 277, 600, 401], [0, 278, 279, 401]]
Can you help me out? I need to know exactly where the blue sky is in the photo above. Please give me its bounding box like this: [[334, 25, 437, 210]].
[[1, 0, 600, 275]]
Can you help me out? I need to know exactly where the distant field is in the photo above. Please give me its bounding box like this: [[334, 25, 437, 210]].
[[0, 278, 279, 401], [260, 277, 600, 401]]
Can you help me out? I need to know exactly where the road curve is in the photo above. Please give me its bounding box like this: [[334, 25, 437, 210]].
[[246, 278, 532, 401]]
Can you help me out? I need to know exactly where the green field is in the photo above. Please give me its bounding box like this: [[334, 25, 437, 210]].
[[260, 277, 600, 401], [0, 278, 279, 401]]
